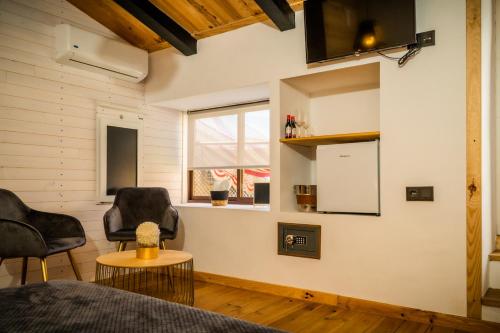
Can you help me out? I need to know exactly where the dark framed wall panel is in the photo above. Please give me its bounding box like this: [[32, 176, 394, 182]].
[[106, 126, 138, 195]]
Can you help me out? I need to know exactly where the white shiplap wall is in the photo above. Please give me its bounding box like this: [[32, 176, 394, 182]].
[[0, 0, 182, 287]]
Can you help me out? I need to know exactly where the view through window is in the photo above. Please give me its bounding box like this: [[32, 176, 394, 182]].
[[188, 106, 270, 204]]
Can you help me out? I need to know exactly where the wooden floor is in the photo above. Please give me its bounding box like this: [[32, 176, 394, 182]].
[[193, 281, 466, 333]]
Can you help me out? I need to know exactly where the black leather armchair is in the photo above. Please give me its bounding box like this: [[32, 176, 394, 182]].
[[103, 187, 179, 251], [0, 189, 86, 284]]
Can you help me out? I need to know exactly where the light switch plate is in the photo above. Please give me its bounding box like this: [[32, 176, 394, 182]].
[[406, 186, 434, 201]]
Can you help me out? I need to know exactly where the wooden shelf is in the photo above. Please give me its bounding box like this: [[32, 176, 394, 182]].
[[279, 131, 380, 147], [490, 251, 500, 262], [482, 288, 500, 307]]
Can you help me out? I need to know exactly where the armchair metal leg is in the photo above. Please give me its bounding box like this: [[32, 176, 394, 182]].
[[67, 251, 82, 281], [40, 257, 48, 282], [159, 241, 173, 289], [117, 241, 127, 252], [21, 257, 28, 285], [112, 242, 127, 285]]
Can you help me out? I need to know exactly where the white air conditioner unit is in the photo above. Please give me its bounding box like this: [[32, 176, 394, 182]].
[[55, 24, 148, 83]]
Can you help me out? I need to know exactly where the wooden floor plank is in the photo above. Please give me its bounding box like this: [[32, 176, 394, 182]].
[[395, 321, 430, 333], [194, 282, 244, 310], [424, 325, 457, 333], [190, 281, 483, 333], [239, 297, 311, 326], [331, 311, 387, 333], [302, 309, 353, 333], [277, 304, 348, 333], [213, 290, 286, 321], [365, 317, 405, 333]]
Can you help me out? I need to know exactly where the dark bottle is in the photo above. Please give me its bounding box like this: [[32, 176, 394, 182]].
[[285, 114, 292, 139], [291, 115, 297, 138]]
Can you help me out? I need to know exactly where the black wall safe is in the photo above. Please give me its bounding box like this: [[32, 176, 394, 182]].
[[278, 222, 321, 259], [406, 186, 434, 201]]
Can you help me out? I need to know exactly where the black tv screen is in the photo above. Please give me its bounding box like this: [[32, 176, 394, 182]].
[[304, 0, 416, 63]]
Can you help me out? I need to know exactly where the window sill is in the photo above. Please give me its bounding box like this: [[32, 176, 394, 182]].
[[175, 202, 270, 212]]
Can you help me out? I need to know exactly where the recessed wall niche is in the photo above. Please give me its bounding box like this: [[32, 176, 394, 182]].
[[279, 62, 381, 213]]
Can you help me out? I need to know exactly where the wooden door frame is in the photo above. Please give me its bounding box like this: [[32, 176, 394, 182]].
[[466, 0, 482, 319]]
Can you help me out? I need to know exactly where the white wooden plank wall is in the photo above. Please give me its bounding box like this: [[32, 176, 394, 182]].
[[0, 0, 182, 287]]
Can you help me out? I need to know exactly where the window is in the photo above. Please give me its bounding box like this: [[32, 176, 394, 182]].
[[188, 105, 270, 204]]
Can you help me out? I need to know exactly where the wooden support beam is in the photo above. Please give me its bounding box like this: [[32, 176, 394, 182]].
[[466, 0, 482, 320], [114, 0, 197, 55], [254, 0, 295, 31]]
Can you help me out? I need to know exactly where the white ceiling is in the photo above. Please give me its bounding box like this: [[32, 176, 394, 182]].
[[283, 62, 380, 96], [153, 83, 270, 112]]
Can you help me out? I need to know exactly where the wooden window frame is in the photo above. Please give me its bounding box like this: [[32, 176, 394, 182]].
[[188, 169, 255, 205]]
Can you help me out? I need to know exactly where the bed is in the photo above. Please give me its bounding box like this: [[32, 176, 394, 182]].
[[0, 280, 284, 333]]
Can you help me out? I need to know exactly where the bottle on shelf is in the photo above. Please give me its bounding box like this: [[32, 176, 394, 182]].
[[291, 115, 297, 138], [285, 114, 292, 139]]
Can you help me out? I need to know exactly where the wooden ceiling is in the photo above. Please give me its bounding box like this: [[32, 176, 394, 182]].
[[68, 0, 304, 53]]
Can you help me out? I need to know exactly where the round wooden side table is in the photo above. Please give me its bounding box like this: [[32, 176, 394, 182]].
[[95, 250, 194, 306]]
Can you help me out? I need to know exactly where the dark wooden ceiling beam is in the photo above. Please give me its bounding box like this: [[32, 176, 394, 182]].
[[254, 0, 295, 31], [114, 0, 197, 55]]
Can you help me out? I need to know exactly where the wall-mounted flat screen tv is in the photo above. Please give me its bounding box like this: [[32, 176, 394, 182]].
[[304, 0, 416, 63]]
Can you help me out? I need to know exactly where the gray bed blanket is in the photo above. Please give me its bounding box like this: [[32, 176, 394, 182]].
[[0, 280, 285, 333]]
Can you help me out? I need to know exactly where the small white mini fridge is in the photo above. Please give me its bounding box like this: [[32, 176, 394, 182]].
[[316, 141, 380, 215]]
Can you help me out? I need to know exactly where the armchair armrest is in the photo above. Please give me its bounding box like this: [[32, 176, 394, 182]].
[[160, 206, 179, 237], [0, 219, 48, 258], [27, 210, 86, 240], [103, 206, 124, 239]]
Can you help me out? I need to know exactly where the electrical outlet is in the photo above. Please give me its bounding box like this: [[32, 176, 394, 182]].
[[416, 30, 435, 48]]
